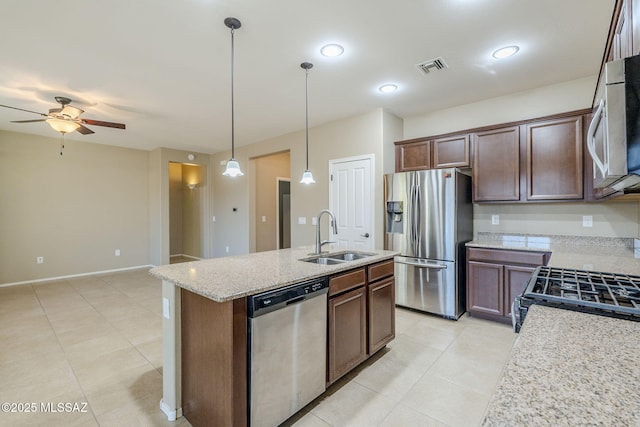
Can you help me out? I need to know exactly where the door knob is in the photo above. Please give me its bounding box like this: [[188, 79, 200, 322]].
[[361, 233, 370, 238]]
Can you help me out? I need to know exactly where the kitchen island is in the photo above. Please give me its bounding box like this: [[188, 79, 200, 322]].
[[483, 304, 640, 426], [150, 246, 397, 426]]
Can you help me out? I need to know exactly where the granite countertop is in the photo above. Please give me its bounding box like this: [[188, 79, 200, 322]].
[[149, 246, 398, 302], [467, 233, 640, 276], [483, 305, 640, 426]]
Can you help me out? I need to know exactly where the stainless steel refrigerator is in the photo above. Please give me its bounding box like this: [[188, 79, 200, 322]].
[[384, 169, 472, 319]]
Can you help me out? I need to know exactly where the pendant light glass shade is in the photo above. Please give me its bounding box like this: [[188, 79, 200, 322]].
[[300, 170, 315, 184], [223, 159, 244, 177], [299, 62, 314, 185], [223, 17, 243, 177]]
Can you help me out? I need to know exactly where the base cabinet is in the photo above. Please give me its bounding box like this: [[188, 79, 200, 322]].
[[327, 259, 395, 385], [466, 248, 550, 323]]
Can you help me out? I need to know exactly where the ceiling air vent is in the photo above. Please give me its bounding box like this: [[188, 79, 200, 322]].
[[416, 57, 448, 75]]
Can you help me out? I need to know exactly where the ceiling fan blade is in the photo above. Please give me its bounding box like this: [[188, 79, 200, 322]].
[[10, 119, 47, 123], [81, 118, 126, 129], [0, 104, 47, 117], [76, 125, 95, 135]]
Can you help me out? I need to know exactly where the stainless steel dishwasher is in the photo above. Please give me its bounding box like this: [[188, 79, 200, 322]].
[[247, 277, 328, 427]]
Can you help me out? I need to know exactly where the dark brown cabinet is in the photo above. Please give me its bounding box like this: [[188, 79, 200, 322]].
[[327, 259, 395, 385], [328, 286, 367, 384], [472, 126, 521, 202], [466, 247, 550, 323], [526, 116, 583, 201], [395, 134, 470, 172]]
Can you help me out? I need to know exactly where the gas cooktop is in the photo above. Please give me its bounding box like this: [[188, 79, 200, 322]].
[[513, 266, 640, 332]]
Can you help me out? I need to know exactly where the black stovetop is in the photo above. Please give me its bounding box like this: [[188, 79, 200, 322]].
[[522, 266, 640, 318]]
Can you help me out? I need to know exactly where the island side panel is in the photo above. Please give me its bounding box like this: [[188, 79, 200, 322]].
[[181, 288, 247, 427], [161, 280, 182, 421]]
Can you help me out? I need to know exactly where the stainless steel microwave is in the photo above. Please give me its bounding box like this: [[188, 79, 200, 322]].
[[587, 54, 640, 191]]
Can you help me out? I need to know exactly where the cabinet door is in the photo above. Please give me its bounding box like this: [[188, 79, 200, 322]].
[[467, 261, 503, 316], [432, 134, 470, 168], [504, 265, 535, 319], [368, 277, 395, 355], [396, 140, 431, 172], [472, 127, 521, 202], [614, 0, 633, 60], [328, 286, 367, 384], [526, 116, 583, 201]]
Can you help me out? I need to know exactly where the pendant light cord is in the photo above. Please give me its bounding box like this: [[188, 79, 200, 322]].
[[230, 26, 236, 159], [305, 67, 309, 170]]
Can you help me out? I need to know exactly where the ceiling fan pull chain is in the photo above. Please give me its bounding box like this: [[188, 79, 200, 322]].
[[60, 134, 65, 156]]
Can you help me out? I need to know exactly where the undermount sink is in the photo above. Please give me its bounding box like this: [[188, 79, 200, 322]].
[[299, 251, 375, 265]]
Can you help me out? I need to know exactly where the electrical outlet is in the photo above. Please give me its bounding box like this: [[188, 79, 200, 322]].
[[491, 215, 500, 225], [115, 249, 121, 256], [163, 298, 170, 319], [312, 217, 318, 225], [582, 215, 593, 227], [225, 246, 230, 253], [36, 256, 44, 264], [261, 216, 266, 222], [298, 216, 307, 225]]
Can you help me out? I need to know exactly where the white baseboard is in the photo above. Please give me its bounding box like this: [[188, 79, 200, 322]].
[[0, 264, 155, 288], [170, 254, 201, 260], [159, 399, 182, 421]]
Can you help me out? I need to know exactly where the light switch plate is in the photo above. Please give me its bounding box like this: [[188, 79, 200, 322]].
[[312, 217, 318, 225], [261, 215, 266, 222], [491, 215, 499, 225], [582, 215, 593, 227], [298, 216, 307, 225]]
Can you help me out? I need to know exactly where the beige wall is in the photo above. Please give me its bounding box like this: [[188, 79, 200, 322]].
[[0, 130, 150, 284], [253, 151, 290, 252], [211, 108, 402, 257], [181, 164, 204, 258]]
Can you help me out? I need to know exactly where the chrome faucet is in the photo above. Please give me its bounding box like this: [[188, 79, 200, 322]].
[[315, 209, 338, 254]]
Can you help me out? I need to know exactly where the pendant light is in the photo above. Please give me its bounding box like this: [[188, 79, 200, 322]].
[[300, 62, 315, 184], [222, 17, 244, 177]]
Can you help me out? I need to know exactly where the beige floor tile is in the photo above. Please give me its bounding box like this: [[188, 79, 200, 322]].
[[402, 375, 493, 427], [424, 351, 506, 395], [55, 321, 120, 348], [312, 381, 397, 427], [0, 356, 78, 402], [95, 390, 183, 427], [404, 319, 461, 350], [0, 313, 53, 337], [69, 347, 152, 392], [136, 336, 163, 368], [380, 334, 443, 371], [378, 404, 448, 427], [0, 332, 64, 364], [352, 355, 425, 402], [288, 413, 332, 426], [84, 365, 162, 416]]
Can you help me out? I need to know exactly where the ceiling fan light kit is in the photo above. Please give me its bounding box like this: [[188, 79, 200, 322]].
[[222, 17, 244, 178], [300, 61, 315, 185]]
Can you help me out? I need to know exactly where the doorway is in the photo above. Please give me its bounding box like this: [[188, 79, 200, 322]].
[[277, 178, 291, 249], [169, 162, 205, 263]]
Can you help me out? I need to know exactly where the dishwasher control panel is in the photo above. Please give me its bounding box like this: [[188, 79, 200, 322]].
[[248, 278, 329, 318]]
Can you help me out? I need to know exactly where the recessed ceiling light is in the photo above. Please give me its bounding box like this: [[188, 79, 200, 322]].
[[492, 45, 520, 59], [378, 84, 398, 94], [320, 44, 344, 57]]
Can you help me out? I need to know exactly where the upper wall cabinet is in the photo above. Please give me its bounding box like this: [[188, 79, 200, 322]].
[[525, 116, 584, 201], [614, 0, 633, 60], [395, 134, 470, 172], [472, 127, 521, 202]]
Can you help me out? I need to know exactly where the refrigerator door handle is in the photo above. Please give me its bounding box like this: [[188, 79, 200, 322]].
[[395, 259, 447, 270]]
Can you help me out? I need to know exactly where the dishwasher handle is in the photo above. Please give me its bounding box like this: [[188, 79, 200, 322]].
[[248, 278, 329, 318]]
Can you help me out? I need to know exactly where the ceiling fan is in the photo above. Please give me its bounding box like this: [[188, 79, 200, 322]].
[[0, 96, 126, 135]]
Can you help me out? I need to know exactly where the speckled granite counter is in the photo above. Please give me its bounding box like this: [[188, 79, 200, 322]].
[[150, 246, 398, 302], [483, 305, 640, 426], [467, 233, 640, 276]]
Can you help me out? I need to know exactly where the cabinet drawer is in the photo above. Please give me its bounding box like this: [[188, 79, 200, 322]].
[[329, 268, 366, 297], [367, 259, 394, 282], [467, 247, 548, 266]]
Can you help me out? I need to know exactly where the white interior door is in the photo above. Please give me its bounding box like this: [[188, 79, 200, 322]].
[[329, 155, 374, 251]]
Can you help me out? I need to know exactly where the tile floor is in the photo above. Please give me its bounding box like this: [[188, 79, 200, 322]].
[[0, 268, 516, 427]]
